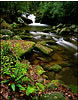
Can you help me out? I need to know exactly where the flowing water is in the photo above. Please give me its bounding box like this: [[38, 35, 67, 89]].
[[20, 14, 78, 87]]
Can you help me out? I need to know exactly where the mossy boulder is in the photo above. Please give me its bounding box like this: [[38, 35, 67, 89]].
[[12, 35, 22, 40], [39, 92, 65, 100], [2, 40, 35, 58], [35, 44, 53, 55], [20, 35, 32, 40], [49, 64, 62, 72], [1, 35, 10, 40], [56, 23, 63, 28], [42, 28, 51, 32], [59, 27, 70, 35], [0, 29, 14, 36]]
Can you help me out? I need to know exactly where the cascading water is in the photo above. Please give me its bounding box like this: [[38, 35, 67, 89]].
[[28, 14, 36, 23], [28, 14, 48, 26]]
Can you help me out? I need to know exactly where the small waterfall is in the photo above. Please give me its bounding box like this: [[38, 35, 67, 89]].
[[28, 14, 48, 26], [28, 14, 36, 23]]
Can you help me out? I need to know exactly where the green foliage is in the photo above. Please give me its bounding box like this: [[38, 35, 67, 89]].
[[16, 84, 25, 90], [36, 65, 45, 75], [11, 84, 15, 91], [51, 80, 64, 86], [36, 83, 45, 91], [26, 85, 36, 96], [68, 84, 78, 93], [50, 64, 62, 72]]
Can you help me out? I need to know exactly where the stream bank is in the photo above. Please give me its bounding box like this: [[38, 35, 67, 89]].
[[0, 13, 78, 100]]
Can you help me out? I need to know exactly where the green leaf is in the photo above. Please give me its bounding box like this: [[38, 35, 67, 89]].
[[16, 84, 25, 90], [11, 84, 15, 91], [1, 80, 9, 83], [15, 75, 24, 81], [36, 83, 45, 91], [26, 85, 35, 96]]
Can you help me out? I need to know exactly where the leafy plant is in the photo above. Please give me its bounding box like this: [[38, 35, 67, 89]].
[[36, 83, 45, 91], [26, 85, 36, 96]]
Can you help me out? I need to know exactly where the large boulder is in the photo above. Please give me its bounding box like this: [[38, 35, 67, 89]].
[[2, 40, 35, 58]]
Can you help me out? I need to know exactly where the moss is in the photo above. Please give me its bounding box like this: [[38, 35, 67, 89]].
[[35, 44, 53, 55], [36, 65, 45, 75], [49, 64, 62, 72], [39, 92, 65, 100], [2, 40, 35, 58]]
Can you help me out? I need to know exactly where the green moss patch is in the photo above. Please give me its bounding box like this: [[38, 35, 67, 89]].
[[49, 64, 62, 72], [35, 44, 53, 55], [39, 92, 65, 100], [1, 40, 35, 57]]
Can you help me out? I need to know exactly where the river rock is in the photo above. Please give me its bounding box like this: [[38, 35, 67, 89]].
[[2, 40, 35, 58], [42, 28, 51, 32], [20, 35, 32, 40], [0, 29, 14, 36], [35, 44, 53, 55], [56, 23, 64, 28], [1, 35, 10, 40], [12, 35, 22, 40], [59, 27, 70, 35], [39, 92, 65, 100], [49, 64, 62, 72], [21, 16, 32, 24]]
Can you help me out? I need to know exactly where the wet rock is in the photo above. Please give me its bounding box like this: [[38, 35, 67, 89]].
[[42, 28, 51, 33], [18, 17, 24, 24], [21, 16, 32, 24], [35, 44, 53, 55], [20, 35, 32, 40], [49, 64, 62, 72], [56, 23, 63, 28], [39, 92, 65, 100], [59, 27, 70, 35], [12, 35, 22, 40], [1, 35, 10, 40], [43, 64, 62, 72], [55, 28, 61, 34], [0, 29, 14, 36]]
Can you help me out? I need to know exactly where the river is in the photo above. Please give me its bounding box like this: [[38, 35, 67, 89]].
[[20, 14, 78, 88]]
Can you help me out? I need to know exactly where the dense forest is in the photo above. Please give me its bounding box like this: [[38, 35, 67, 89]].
[[0, 1, 78, 100], [0, 1, 78, 25]]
